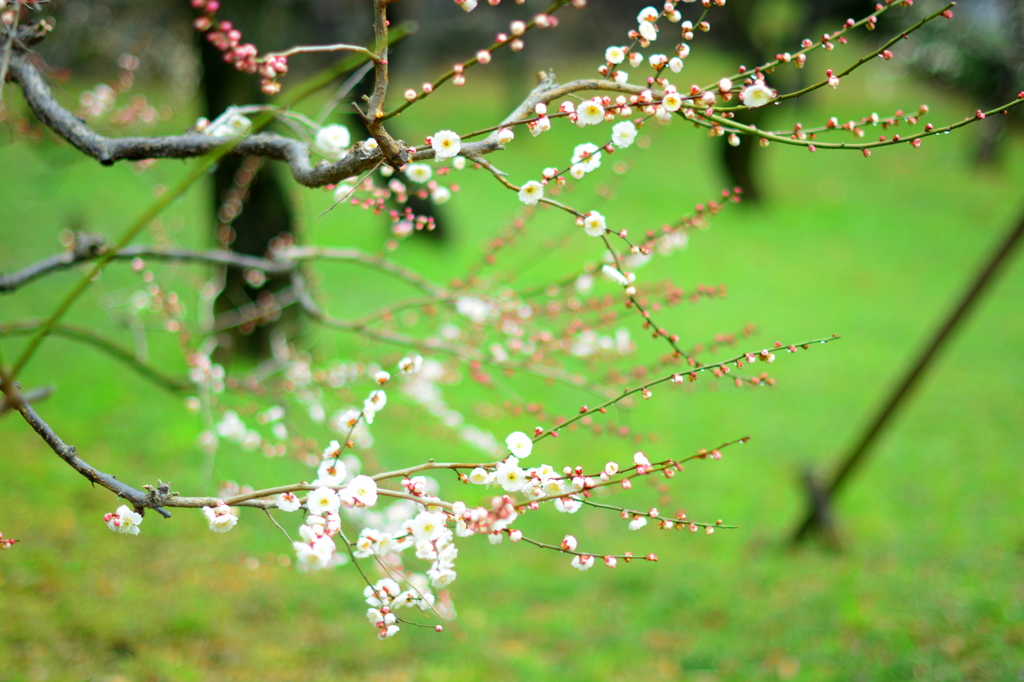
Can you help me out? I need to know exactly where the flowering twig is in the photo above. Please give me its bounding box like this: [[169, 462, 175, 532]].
[[532, 336, 841, 443]]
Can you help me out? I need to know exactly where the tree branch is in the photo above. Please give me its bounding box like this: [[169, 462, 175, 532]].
[[2, 378, 173, 517]]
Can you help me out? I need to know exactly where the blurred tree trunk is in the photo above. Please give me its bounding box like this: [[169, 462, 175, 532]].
[[200, 0, 298, 359], [717, 1, 768, 202]]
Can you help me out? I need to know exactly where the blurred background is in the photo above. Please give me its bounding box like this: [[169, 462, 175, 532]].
[[1, 0, 1023, 680]]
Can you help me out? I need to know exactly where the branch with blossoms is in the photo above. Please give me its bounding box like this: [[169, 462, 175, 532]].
[[1, 0, 1014, 639]]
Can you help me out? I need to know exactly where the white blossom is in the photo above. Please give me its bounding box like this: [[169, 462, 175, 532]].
[[398, 355, 423, 375], [571, 554, 595, 570], [306, 486, 341, 515], [275, 492, 302, 512], [505, 431, 534, 458], [583, 211, 607, 237], [629, 516, 648, 530], [348, 475, 379, 507], [431, 130, 461, 161], [605, 46, 626, 64], [740, 81, 777, 108], [518, 181, 544, 206], [495, 457, 527, 492], [104, 505, 142, 536], [294, 541, 333, 569], [404, 163, 433, 183], [431, 186, 452, 204], [202, 503, 238, 533], [611, 121, 637, 148], [571, 143, 602, 173], [576, 99, 605, 126], [315, 124, 351, 160]]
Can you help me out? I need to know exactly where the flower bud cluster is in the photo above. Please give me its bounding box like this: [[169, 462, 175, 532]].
[[190, 0, 289, 94]]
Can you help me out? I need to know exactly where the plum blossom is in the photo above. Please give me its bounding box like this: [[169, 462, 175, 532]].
[[431, 186, 452, 204], [518, 181, 544, 206], [294, 540, 334, 569], [611, 121, 637, 148], [468, 467, 493, 485], [398, 355, 423, 375], [275, 492, 302, 512], [404, 163, 432, 183], [554, 496, 583, 513], [572, 143, 602, 173], [431, 130, 461, 161], [347, 475, 379, 507], [583, 211, 607, 237], [104, 505, 142, 536], [739, 81, 777, 108], [315, 124, 351, 160], [364, 390, 387, 414], [306, 486, 341, 515], [576, 99, 605, 126], [528, 115, 551, 136], [202, 503, 238, 533], [505, 431, 534, 458], [636, 6, 659, 23], [315, 458, 347, 486], [495, 457, 527, 492], [323, 439, 342, 458], [662, 91, 683, 112], [605, 46, 626, 64], [409, 511, 448, 543], [571, 554, 595, 570], [629, 516, 648, 530]]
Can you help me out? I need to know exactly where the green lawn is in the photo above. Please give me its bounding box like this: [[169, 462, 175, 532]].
[[2, 48, 1024, 682]]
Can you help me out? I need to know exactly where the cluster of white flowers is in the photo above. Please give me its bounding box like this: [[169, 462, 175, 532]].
[[467, 431, 589, 511], [293, 512, 340, 570], [104, 505, 143, 536], [365, 573, 437, 639]]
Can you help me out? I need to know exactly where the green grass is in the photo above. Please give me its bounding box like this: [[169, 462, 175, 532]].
[[2, 49, 1024, 682]]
